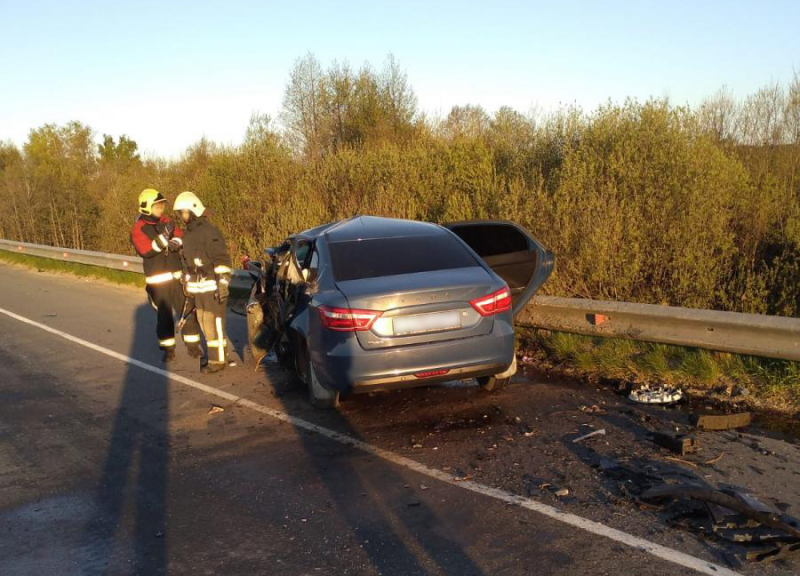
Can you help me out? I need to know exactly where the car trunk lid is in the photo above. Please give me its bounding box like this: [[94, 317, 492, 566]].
[[444, 220, 554, 317], [335, 267, 498, 350]]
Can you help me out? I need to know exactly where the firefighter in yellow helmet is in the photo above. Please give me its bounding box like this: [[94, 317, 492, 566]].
[[130, 189, 201, 362], [173, 191, 233, 373]]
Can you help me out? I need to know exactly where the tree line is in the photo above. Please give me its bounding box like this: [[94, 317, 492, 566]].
[[0, 54, 798, 316]]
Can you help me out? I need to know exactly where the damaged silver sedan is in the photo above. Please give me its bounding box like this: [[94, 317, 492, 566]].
[[245, 216, 553, 408]]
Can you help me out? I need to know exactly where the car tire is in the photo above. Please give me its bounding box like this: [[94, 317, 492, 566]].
[[297, 341, 339, 409], [477, 375, 510, 392], [246, 302, 267, 366], [307, 358, 340, 409]]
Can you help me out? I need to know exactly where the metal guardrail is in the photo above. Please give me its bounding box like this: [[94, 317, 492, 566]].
[[518, 296, 800, 362], [0, 238, 143, 273], [1, 239, 798, 361], [0, 238, 255, 293]]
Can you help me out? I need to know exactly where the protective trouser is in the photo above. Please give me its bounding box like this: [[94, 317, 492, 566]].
[[194, 290, 228, 365], [146, 278, 200, 350]]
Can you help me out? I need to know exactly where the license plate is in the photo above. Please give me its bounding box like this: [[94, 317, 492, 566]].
[[393, 311, 462, 335]]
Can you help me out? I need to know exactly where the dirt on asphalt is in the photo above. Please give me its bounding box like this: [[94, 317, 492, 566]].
[[260, 358, 800, 574]]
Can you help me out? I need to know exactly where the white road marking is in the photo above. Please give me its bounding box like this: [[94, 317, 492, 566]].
[[0, 305, 741, 576]]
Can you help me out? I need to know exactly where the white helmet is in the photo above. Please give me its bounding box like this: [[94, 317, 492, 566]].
[[173, 191, 205, 217]]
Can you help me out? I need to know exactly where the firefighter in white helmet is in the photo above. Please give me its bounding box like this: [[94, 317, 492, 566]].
[[130, 188, 202, 362], [173, 191, 233, 373]]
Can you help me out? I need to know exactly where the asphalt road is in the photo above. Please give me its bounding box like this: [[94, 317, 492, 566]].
[[0, 263, 797, 576]]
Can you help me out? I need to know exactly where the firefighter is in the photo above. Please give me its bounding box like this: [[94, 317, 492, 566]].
[[173, 191, 232, 373], [130, 188, 202, 362]]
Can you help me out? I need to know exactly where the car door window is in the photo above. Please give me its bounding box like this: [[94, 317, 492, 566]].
[[306, 247, 319, 282], [294, 241, 311, 268], [288, 240, 312, 284]]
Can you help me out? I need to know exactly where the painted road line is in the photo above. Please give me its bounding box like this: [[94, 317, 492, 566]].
[[0, 305, 742, 576]]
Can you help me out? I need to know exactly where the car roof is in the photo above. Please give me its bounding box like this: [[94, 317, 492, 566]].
[[299, 216, 446, 242]]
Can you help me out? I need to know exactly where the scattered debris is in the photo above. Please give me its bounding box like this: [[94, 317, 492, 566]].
[[732, 386, 751, 398], [579, 404, 605, 414], [642, 484, 800, 541], [663, 456, 698, 469], [746, 541, 800, 563], [714, 526, 789, 543], [207, 404, 225, 415], [704, 452, 726, 466], [555, 488, 569, 497], [573, 428, 606, 443], [420, 483, 430, 490], [629, 385, 683, 404], [690, 412, 752, 431], [652, 431, 699, 456]]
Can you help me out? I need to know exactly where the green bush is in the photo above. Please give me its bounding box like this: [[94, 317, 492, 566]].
[[0, 59, 797, 317]]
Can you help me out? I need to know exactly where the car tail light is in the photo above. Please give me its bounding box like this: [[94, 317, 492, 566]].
[[318, 306, 382, 331], [470, 286, 512, 316], [414, 369, 450, 378]]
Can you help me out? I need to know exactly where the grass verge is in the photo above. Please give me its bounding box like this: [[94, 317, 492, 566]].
[[0, 250, 144, 287], [518, 328, 800, 413]]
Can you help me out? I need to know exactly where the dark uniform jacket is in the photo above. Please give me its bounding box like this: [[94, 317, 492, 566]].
[[181, 216, 231, 294], [130, 215, 184, 282]]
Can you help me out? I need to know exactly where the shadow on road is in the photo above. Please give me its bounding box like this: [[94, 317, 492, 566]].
[[81, 303, 169, 575], [272, 369, 488, 575]]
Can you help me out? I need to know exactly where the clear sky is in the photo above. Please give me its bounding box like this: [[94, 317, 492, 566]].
[[1, 0, 797, 157]]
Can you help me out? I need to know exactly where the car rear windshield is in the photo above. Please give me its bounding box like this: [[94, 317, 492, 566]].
[[328, 234, 479, 282]]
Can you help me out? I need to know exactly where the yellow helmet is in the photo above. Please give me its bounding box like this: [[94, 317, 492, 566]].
[[173, 191, 206, 217], [138, 188, 166, 215]]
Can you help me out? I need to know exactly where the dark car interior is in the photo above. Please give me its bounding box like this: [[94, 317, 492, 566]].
[[445, 222, 542, 310]]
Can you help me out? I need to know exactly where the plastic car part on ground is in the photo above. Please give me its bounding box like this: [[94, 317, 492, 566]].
[[628, 385, 684, 404], [642, 483, 800, 563]]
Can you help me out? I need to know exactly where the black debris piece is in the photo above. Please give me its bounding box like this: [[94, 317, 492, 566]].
[[690, 412, 752, 431], [652, 431, 699, 456]]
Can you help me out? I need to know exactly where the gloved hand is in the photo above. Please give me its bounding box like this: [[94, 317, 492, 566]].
[[216, 274, 230, 302], [168, 237, 182, 252], [155, 220, 176, 237], [153, 233, 169, 250]]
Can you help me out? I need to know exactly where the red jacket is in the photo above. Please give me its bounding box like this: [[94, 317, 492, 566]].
[[130, 215, 184, 279]]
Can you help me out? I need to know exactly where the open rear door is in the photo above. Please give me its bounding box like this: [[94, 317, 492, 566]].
[[444, 220, 554, 317]]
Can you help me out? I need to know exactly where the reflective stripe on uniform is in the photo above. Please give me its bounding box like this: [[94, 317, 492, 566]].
[[146, 271, 177, 285], [214, 265, 231, 274], [183, 333, 201, 343], [214, 316, 225, 363], [159, 337, 176, 347], [185, 279, 217, 294]]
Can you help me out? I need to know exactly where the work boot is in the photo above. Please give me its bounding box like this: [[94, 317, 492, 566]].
[[201, 362, 226, 374], [162, 348, 176, 363], [186, 344, 203, 359]]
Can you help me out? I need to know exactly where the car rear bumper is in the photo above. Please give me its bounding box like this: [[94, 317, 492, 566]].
[[310, 320, 515, 393], [351, 361, 509, 391]]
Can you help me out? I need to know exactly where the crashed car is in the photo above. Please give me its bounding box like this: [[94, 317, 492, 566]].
[[245, 216, 553, 408]]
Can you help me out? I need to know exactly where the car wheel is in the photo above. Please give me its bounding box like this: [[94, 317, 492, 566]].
[[246, 302, 267, 365], [307, 358, 340, 409], [477, 375, 510, 392]]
